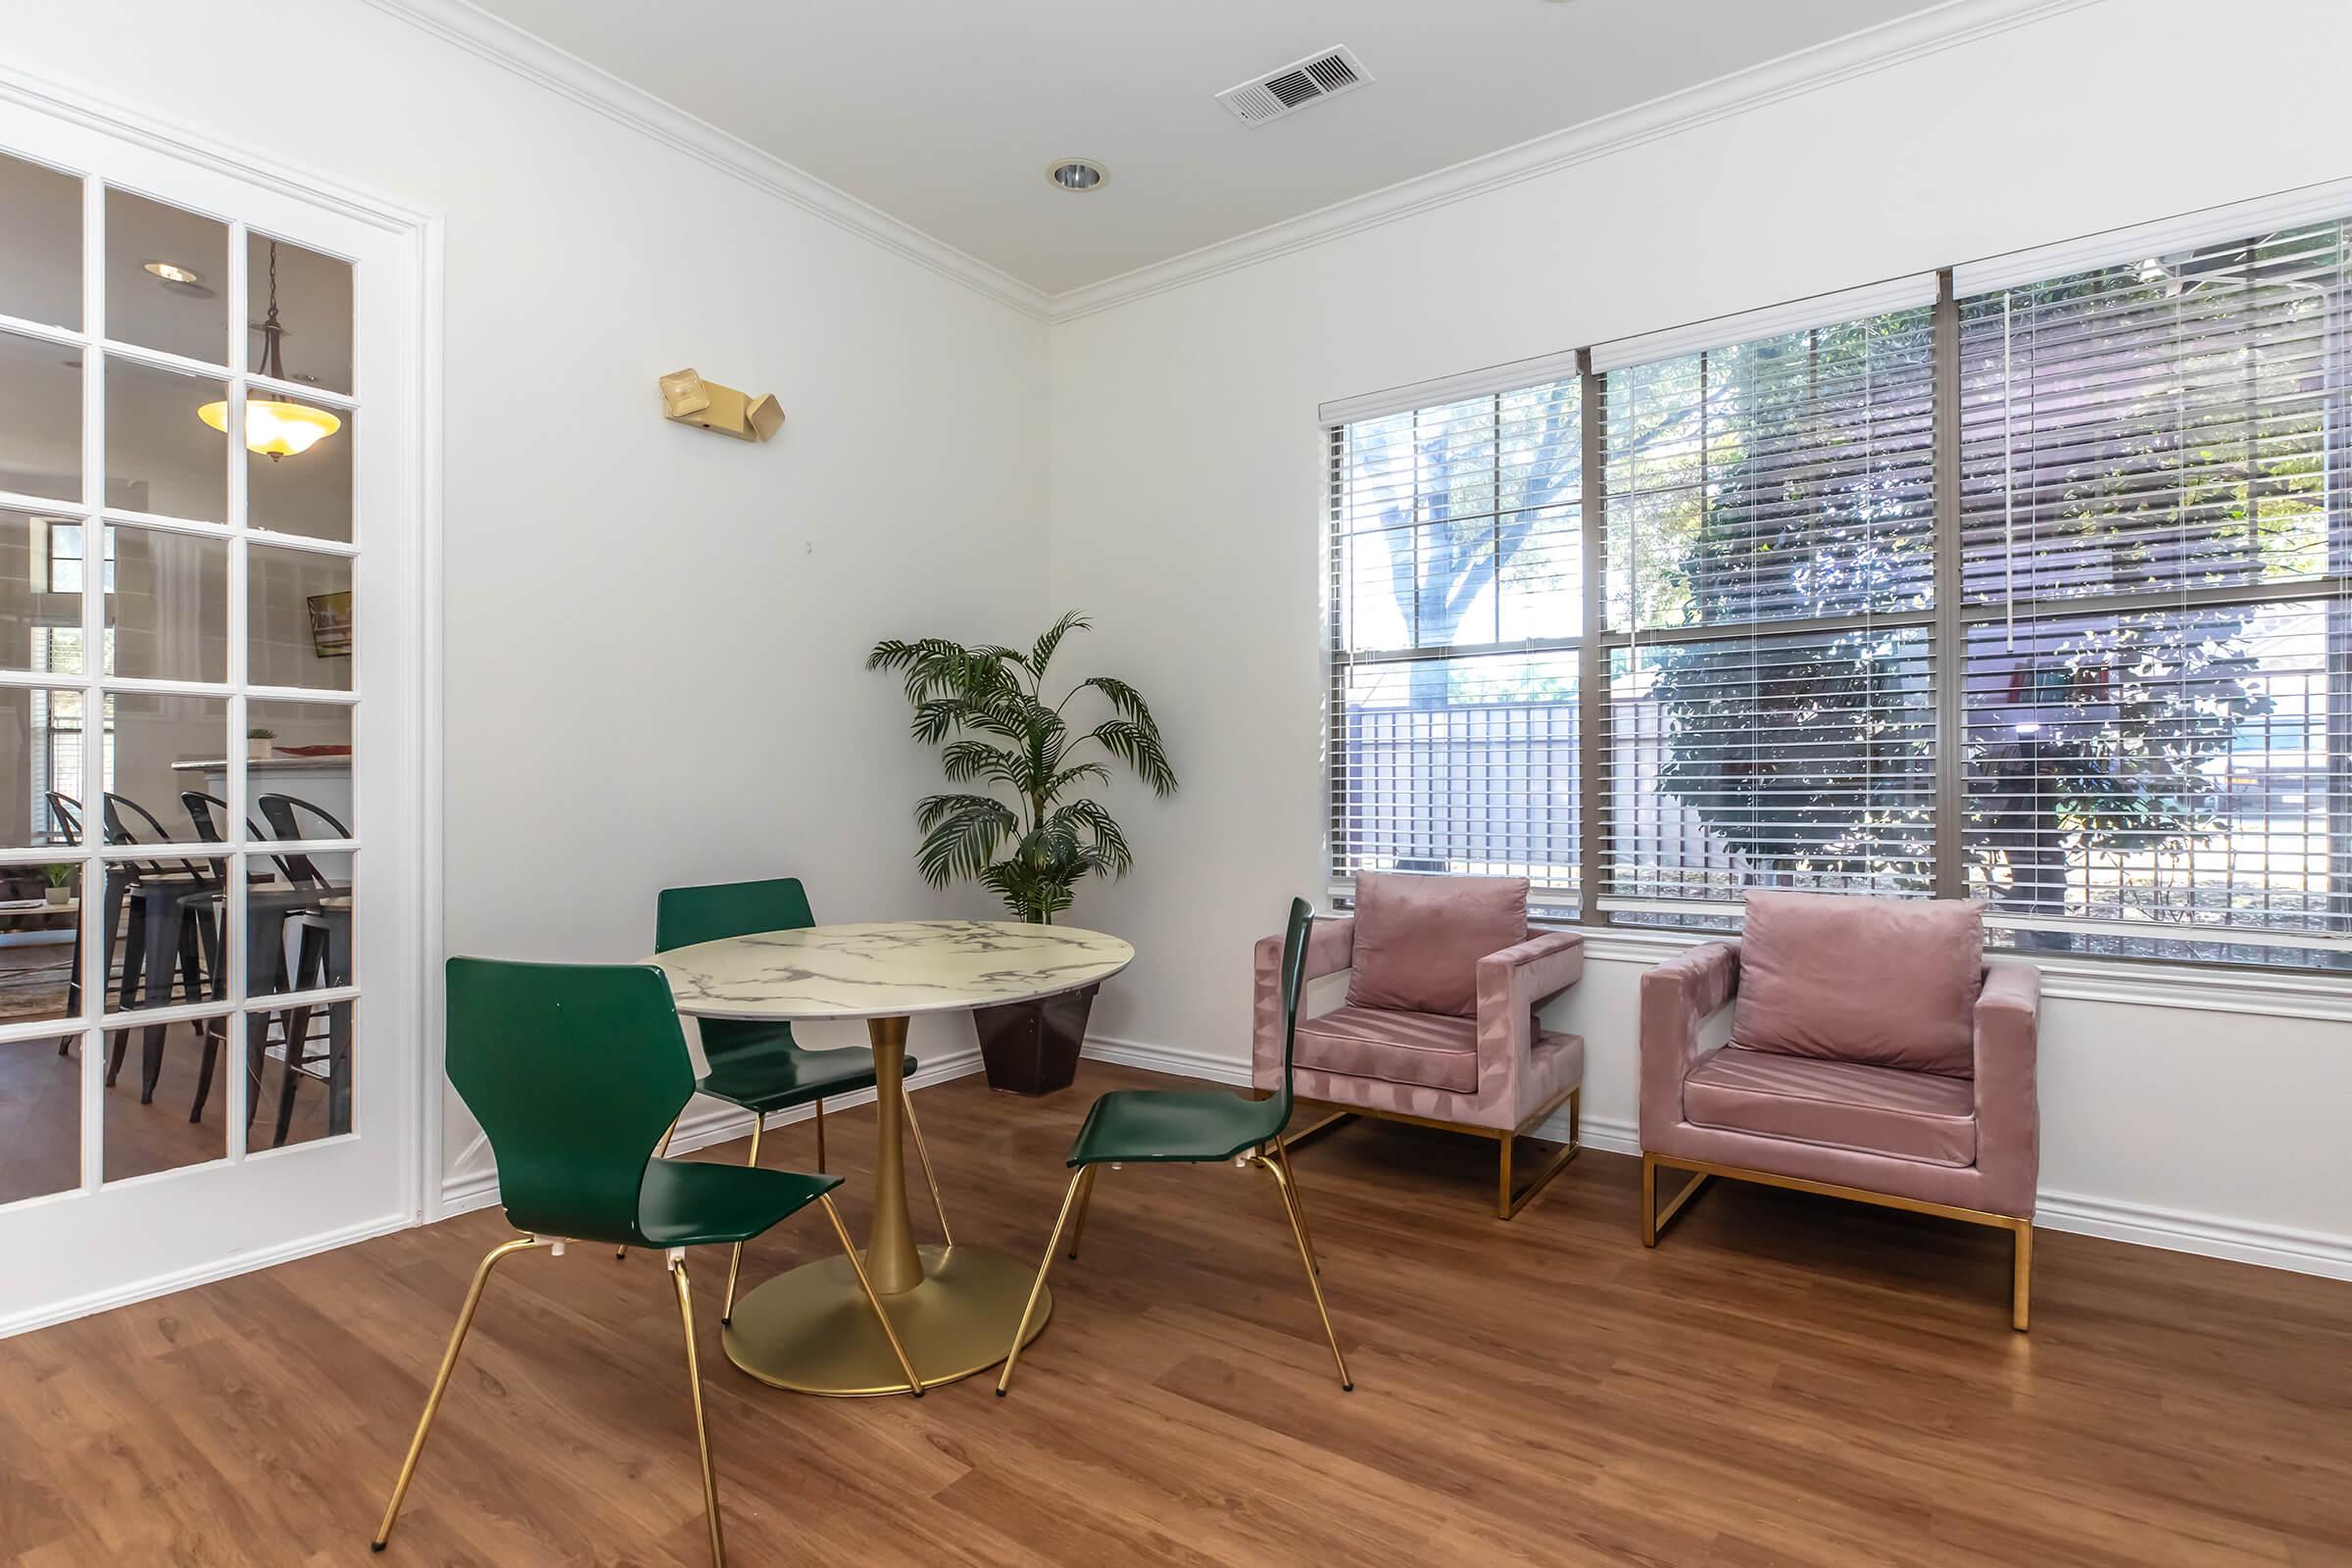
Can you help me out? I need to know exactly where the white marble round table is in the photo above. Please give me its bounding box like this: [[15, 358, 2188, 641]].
[[651, 919, 1133, 1396]]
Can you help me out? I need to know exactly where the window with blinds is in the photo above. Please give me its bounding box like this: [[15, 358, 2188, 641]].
[[1324, 191, 2352, 971], [1327, 377, 1583, 910], [1957, 219, 2352, 964], [1597, 306, 1939, 914]]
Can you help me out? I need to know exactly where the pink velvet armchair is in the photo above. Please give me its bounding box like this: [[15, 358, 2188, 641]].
[[1640, 891, 2040, 1329], [1253, 872, 1586, 1218]]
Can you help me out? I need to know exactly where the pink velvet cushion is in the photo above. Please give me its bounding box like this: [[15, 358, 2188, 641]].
[[1685, 1046, 1977, 1167], [1296, 1004, 1481, 1094], [1345, 872, 1529, 1019], [1733, 892, 1984, 1076]]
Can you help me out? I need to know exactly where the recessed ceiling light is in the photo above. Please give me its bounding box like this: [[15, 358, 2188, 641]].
[[143, 260, 205, 285], [1048, 159, 1106, 193]]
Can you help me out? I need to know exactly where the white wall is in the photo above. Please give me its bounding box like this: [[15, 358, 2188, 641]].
[[1048, 0, 2352, 1273], [4, 0, 1052, 1193]]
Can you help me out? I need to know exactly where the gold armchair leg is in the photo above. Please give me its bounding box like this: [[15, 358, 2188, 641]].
[[997, 1167, 1087, 1397], [372, 1235, 543, 1551], [901, 1086, 954, 1247], [1252, 1154, 1351, 1391], [818, 1195, 923, 1396], [667, 1255, 726, 1568], [1279, 1107, 1354, 1152], [1271, 1139, 1319, 1273], [1642, 1154, 1712, 1248], [1064, 1164, 1099, 1260], [720, 1114, 765, 1324], [2012, 1222, 2034, 1333], [813, 1097, 825, 1173], [1494, 1090, 1582, 1221]]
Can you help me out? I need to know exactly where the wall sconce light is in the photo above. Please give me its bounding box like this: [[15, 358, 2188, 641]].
[[660, 367, 785, 443]]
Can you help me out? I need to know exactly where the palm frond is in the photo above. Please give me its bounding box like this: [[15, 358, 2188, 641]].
[[868, 636, 1022, 709], [912, 794, 1017, 887], [1072, 674, 1154, 729], [1083, 718, 1178, 797], [940, 740, 1024, 787], [1026, 611, 1093, 678], [1050, 797, 1133, 877], [1044, 760, 1110, 798]]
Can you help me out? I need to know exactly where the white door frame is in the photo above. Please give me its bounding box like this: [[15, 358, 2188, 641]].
[[0, 65, 445, 1336]]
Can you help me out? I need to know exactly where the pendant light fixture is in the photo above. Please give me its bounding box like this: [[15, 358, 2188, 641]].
[[197, 240, 341, 462]]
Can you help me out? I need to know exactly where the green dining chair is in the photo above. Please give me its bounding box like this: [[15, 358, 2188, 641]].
[[373, 958, 921, 1568], [644, 876, 953, 1322], [996, 899, 1349, 1396]]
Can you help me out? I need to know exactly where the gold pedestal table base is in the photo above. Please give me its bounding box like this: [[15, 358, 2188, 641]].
[[720, 1243, 1048, 1396]]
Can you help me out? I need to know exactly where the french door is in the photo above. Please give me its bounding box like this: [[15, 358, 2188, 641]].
[[0, 90, 427, 1332]]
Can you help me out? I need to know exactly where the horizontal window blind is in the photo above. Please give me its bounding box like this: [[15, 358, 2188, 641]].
[[1328, 379, 1583, 906], [1322, 191, 2352, 972], [1957, 220, 2352, 961], [1598, 305, 1939, 911]]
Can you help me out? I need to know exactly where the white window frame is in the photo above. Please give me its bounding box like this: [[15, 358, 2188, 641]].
[[1319, 178, 2352, 1000]]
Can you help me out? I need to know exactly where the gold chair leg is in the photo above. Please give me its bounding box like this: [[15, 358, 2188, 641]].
[[1252, 1154, 1351, 1391], [372, 1235, 543, 1551], [1064, 1164, 1099, 1260], [817, 1194, 923, 1396], [1271, 1138, 1319, 1273], [1643, 1155, 1712, 1247], [996, 1167, 1087, 1397], [813, 1097, 825, 1173], [2012, 1222, 2034, 1333], [667, 1254, 725, 1568], [1496, 1103, 1583, 1220], [901, 1086, 954, 1247], [620, 1116, 686, 1258], [720, 1114, 764, 1324]]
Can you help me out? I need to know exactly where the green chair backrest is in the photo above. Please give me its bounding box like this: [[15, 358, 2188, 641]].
[[655, 877, 815, 1058], [1271, 898, 1313, 1126], [446, 956, 693, 1247], [656, 875, 815, 954]]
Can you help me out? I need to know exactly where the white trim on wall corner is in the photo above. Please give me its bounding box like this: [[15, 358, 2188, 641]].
[[354, 0, 2097, 326], [442, 1046, 988, 1214], [354, 0, 1054, 321], [1080, 1035, 2352, 1283]]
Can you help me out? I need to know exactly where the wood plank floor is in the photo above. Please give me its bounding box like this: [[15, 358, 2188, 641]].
[[0, 1060, 2346, 1566]]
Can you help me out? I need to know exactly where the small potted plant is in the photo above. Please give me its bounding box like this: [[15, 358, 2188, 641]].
[[868, 612, 1175, 1095], [247, 726, 277, 761], [41, 863, 72, 906]]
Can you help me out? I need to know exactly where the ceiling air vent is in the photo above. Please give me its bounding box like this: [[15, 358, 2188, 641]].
[[1215, 46, 1370, 126]]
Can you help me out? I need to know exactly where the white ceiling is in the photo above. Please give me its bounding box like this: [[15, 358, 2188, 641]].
[[456, 0, 1950, 297]]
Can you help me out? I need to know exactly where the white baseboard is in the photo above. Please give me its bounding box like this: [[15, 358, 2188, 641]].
[[1082, 1035, 2352, 1283], [2034, 1190, 2352, 1281], [440, 1046, 985, 1215], [0, 1209, 414, 1341]]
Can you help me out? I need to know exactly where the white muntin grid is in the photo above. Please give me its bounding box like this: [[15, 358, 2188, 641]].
[[0, 156, 364, 1189]]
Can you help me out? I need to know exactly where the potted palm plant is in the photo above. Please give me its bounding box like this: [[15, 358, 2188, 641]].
[[868, 612, 1175, 1094]]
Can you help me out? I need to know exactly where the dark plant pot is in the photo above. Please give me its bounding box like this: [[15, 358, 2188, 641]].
[[973, 982, 1098, 1096]]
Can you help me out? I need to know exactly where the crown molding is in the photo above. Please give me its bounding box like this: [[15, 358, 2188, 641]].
[[354, 0, 1055, 321], [359, 0, 2095, 326], [1044, 0, 2101, 323]]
